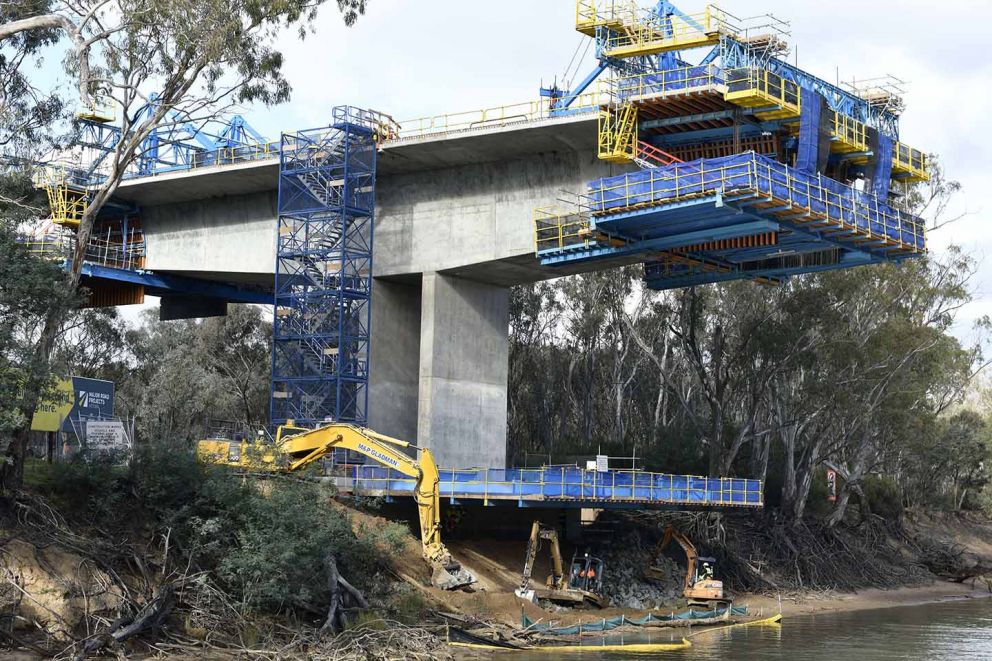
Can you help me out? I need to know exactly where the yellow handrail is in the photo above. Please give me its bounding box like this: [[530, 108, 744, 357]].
[[393, 84, 611, 141]]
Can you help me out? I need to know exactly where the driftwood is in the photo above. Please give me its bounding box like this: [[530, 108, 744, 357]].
[[321, 554, 369, 635], [76, 583, 175, 659]]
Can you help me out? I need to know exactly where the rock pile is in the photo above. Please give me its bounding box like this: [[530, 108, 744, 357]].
[[597, 532, 684, 609]]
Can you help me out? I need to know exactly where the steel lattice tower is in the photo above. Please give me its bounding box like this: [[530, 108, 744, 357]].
[[270, 107, 381, 427]]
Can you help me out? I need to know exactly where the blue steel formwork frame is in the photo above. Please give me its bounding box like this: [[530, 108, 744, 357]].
[[270, 107, 379, 428]]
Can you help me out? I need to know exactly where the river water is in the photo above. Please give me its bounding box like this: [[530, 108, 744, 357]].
[[512, 597, 992, 660]]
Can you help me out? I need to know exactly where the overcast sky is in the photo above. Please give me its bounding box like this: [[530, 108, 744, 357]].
[[113, 1, 990, 334], [239, 0, 991, 333]]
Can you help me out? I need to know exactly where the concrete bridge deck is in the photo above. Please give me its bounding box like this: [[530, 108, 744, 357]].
[[102, 112, 639, 470]]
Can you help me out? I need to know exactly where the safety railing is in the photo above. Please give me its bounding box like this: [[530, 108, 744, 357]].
[[534, 203, 594, 253], [76, 98, 116, 124], [582, 152, 925, 253], [830, 111, 868, 153], [393, 84, 611, 141], [346, 465, 764, 507], [893, 142, 928, 181], [613, 64, 725, 101], [601, 5, 737, 57], [597, 103, 638, 162], [19, 229, 146, 271], [576, 0, 638, 36], [180, 141, 280, 172], [724, 67, 801, 118], [33, 165, 90, 227]]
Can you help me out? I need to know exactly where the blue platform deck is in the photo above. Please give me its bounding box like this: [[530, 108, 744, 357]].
[[537, 152, 925, 289], [332, 465, 763, 509]]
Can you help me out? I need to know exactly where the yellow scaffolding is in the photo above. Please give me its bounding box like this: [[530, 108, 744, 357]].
[[576, 0, 636, 36], [724, 68, 801, 120], [613, 64, 725, 99], [595, 4, 735, 58], [38, 169, 88, 228], [892, 142, 928, 182], [76, 97, 116, 123], [598, 103, 638, 163], [829, 111, 868, 153]]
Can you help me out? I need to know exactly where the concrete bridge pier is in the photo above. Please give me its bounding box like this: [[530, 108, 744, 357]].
[[369, 273, 509, 469]]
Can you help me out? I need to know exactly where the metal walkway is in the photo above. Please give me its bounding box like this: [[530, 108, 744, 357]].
[[331, 465, 763, 509]]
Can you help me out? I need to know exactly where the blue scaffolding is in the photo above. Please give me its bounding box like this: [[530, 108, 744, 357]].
[[270, 107, 385, 427]]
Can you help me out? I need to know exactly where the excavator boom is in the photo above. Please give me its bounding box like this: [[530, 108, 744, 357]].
[[197, 423, 474, 590], [645, 524, 726, 605]]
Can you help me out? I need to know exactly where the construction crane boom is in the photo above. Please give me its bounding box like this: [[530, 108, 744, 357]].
[[197, 423, 475, 590]]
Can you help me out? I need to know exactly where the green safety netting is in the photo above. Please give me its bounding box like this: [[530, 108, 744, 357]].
[[521, 605, 748, 636]]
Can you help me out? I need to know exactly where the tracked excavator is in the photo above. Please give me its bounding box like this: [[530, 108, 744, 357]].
[[644, 524, 729, 608], [514, 521, 608, 608], [197, 423, 475, 590]]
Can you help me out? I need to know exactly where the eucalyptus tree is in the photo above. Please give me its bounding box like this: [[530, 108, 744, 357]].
[[0, 0, 369, 491]]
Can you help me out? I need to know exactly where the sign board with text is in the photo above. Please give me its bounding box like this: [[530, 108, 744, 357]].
[[85, 420, 129, 453], [31, 377, 115, 433]]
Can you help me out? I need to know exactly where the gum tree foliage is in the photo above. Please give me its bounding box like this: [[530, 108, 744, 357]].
[[0, 0, 367, 491], [0, 173, 77, 456], [508, 166, 985, 524]]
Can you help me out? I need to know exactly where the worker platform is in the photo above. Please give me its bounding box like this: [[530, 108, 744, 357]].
[[535, 152, 924, 289], [331, 465, 763, 509]]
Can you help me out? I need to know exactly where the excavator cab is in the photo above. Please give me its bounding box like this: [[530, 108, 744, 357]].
[[568, 551, 605, 596], [515, 521, 608, 608]]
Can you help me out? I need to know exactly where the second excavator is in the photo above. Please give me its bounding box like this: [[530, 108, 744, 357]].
[[644, 524, 729, 608]]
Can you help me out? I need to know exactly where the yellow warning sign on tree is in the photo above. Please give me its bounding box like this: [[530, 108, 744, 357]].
[[30, 378, 75, 432]]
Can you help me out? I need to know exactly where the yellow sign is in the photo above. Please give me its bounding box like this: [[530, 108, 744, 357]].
[[30, 378, 75, 432]]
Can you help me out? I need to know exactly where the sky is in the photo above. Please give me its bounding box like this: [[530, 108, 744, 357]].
[[236, 0, 992, 334], [62, 0, 990, 335]]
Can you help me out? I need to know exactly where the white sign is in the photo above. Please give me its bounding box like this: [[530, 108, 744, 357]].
[[85, 420, 129, 452], [595, 454, 609, 472]]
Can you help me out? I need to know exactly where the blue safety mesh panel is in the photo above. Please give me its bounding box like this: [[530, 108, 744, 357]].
[[521, 606, 749, 635], [873, 133, 894, 199], [586, 153, 925, 250], [796, 87, 822, 173], [348, 465, 763, 507]]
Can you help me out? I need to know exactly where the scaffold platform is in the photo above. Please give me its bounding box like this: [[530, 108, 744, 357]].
[[331, 465, 763, 509], [535, 151, 924, 289]]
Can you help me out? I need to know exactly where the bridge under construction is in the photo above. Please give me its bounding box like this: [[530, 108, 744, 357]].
[[19, 1, 929, 506]]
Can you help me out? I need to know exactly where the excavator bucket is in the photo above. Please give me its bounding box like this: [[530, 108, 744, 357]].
[[431, 561, 476, 590]]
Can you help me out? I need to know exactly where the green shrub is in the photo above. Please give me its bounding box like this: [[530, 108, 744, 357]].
[[862, 474, 903, 520]]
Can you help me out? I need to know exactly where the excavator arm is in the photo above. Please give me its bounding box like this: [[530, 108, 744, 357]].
[[199, 422, 474, 590], [518, 522, 566, 593], [653, 524, 698, 593]]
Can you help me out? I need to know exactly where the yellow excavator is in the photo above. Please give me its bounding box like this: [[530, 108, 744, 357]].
[[197, 422, 476, 591], [644, 524, 729, 608], [514, 521, 608, 608]]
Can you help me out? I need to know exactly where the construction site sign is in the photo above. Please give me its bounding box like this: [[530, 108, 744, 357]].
[[30, 376, 115, 433], [30, 378, 75, 432], [85, 420, 129, 453]]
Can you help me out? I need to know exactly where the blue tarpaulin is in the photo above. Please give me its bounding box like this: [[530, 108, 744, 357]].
[[586, 152, 924, 250], [348, 465, 764, 507], [796, 87, 822, 173], [874, 133, 894, 199]]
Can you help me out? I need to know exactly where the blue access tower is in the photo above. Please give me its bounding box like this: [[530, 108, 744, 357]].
[[270, 107, 387, 427]]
